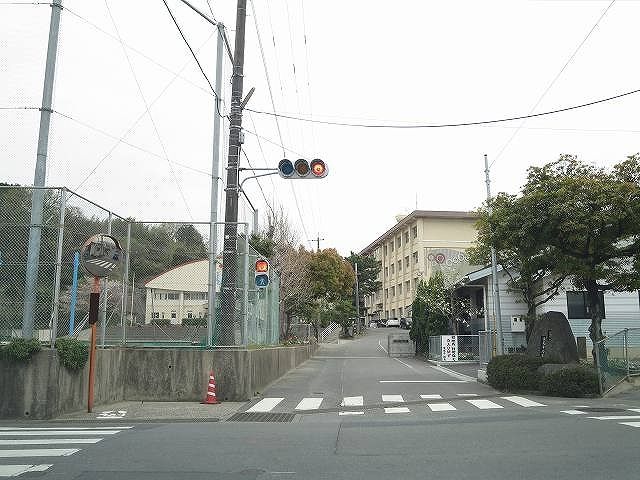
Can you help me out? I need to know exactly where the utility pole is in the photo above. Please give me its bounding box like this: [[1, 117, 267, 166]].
[[354, 262, 361, 335], [309, 234, 324, 252], [484, 154, 504, 355], [22, 0, 64, 338], [207, 23, 225, 348], [220, 0, 248, 345]]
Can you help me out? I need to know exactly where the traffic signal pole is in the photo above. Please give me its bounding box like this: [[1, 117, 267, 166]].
[[220, 0, 248, 345]]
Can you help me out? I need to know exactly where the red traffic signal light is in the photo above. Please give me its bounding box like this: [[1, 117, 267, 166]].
[[277, 158, 328, 179], [310, 159, 327, 177], [255, 259, 269, 273]]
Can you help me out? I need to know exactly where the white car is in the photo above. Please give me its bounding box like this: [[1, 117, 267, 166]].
[[385, 318, 400, 328]]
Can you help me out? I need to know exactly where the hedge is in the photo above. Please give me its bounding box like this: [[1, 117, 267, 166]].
[[55, 337, 89, 370], [540, 366, 599, 397], [487, 354, 546, 391], [1, 337, 42, 362]]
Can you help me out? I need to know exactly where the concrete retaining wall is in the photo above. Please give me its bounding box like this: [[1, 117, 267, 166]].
[[0, 343, 317, 419]]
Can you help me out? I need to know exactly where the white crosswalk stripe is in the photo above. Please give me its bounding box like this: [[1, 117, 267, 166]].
[[427, 402, 456, 412], [381, 395, 404, 403], [420, 394, 442, 399], [0, 425, 132, 477], [619, 422, 640, 428], [295, 398, 323, 411], [246, 398, 284, 412], [466, 399, 503, 409], [501, 396, 546, 407], [561, 410, 586, 415], [341, 396, 364, 407], [456, 393, 479, 397], [384, 407, 411, 414]]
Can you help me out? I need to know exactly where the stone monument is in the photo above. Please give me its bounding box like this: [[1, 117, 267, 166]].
[[526, 311, 579, 363]]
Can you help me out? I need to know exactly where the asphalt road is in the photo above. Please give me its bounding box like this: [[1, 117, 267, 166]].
[[3, 328, 640, 479]]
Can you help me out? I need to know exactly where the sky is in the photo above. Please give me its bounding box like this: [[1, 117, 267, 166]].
[[1, 0, 639, 256]]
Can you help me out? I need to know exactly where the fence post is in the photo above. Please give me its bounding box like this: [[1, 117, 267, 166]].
[[595, 338, 604, 395], [50, 188, 67, 346], [625, 328, 630, 381], [99, 212, 112, 347], [120, 222, 131, 346]]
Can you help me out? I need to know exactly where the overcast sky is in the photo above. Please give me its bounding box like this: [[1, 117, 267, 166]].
[[2, 0, 639, 255]]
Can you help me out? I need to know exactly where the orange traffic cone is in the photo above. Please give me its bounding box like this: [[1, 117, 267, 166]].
[[202, 370, 219, 404]]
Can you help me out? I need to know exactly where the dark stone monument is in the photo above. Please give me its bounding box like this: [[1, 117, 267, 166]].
[[576, 336, 588, 359], [526, 311, 579, 363]]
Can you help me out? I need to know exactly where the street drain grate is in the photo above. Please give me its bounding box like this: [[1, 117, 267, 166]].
[[578, 407, 625, 413], [227, 412, 296, 423]]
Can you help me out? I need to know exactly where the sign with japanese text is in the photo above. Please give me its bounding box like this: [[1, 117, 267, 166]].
[[441, 335, 458, 362]]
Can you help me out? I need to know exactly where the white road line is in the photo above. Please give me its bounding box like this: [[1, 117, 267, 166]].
[[0, 427, 131, 431], [456, 393, 479, 397], [619, 421, 640, 427], [0, 464, 52, 477], [588, 415, 640, 421], [295, 398, 323, 410], [384, 407, 410, 414], [0, 438, 102, 445], [420, 394, 442, 399], [246, 398, 284, 413], [338, 411, 364, 416], [561, 410, 587, 415], [0, 431, 120, 436], [428, 403, 456, 412], [393, 358, 416, 371], [429, 365, 476, 382], [501, 396, 546, 407], [377, 340, 388, 354], [0, 448, 80, 458], [467, 399, 503, 409], [628, 408, 640, 413], [341, 396, 364, 407], [382, 395, 404, 403], [379, 380, 468, 383]]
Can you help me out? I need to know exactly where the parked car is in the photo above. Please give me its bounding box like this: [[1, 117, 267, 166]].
[[400, 317, 413, 330], [377, 319, 387, 328], [386, 318, 400, 328]]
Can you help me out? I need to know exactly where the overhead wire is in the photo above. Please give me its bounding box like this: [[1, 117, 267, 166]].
[[103, 0, 194, 219], [490, 0, 617, 168], [245, 87, 640, 129]]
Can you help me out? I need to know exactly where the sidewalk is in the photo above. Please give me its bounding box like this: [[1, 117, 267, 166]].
[[53, 400, 245, 423]]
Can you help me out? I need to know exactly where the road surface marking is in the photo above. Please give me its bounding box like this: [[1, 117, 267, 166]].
[[0, 430, 120, 436], [295, 398, 323, 410], [456, 393, 479, 397], [587, 415, 640, 420], [561, 410, 586, 415], [466, 399, 503, 409], [429, 365, 477, 382], [379, 380, 468, 383], [393, 358, 416, 371], [315, 356, 384, 359], [420, 394, 442, 399], [341, 396, 364, 407], [384, 407, 410, 414], [382, 395, 404, 402], [246, 398, 284, 412], [0, 464, 52, 477], [377, 340, 388, 354], [619, 422, 640, 427], [628, 408, 640, 413], [338, 411, 364, 416], [0, 439, 102, 445], [0, 427, 131, 431], [428, 403, 456, 412], [501, 396, 546, 407], [0, 448, 80, 458]]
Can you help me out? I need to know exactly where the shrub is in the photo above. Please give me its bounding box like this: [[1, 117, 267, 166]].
[[55, 337, 89, 370], [540, 366, 599, 397], [2, 337, 42, 362], [182, 317, 207, 327], [487, 354, 545, 391]]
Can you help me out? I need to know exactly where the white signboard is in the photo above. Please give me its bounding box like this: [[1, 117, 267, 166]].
[[441, 335, 458, 362]]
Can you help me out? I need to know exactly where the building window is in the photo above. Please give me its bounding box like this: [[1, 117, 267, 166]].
[[390, 264, 395, 275], [398, 283, 402, 295], [171, 311, 177, 319], [390, 241, 394, 253], [385, 310, 389, 319], [384, 266, 388, 278], [154, 293, 161, 300], [391, 309, 396, 318], [397, 237, 402, 248], [187, 311, 194, 319], [383, 245, 388, 256], [405, 281, 410, 295], [404, 231, 409, 244], [397, 261, 402, 272], [413, 251, 418, 264], [412, 225, 418, 238], [405, 256, 410, 268], [385, 288, 388, 299], [167, 292, 179, 300], [566, 291, 605, 319], [391, 286, 395, 297], [152, 312, 160, 319]]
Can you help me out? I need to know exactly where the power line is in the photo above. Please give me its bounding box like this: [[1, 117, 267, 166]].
[[490, 0, 617, 168], [104, 0, 193, 219], [246, 87, 640, 129], [241, 149, 275, 220]]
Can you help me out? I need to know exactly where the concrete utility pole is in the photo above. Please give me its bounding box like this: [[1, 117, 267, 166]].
[[207, 23, 225, 348], [22, 0, 63, 338], [484, 154, 504, 355], [220, 0, 248, 345], [309, 234, 324, 252], [354, 262, 361, 335]]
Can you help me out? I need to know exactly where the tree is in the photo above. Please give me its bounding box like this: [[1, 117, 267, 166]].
[[409, 272, 454, 354], [171, 224, 207, 266], [467, 193, 566, 341], [522, 155, 640, 361], [345, 251, 382, 317]]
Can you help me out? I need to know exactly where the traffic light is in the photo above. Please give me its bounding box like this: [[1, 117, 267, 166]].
[[278, 158, 328, 179], [255, 259, 270, 288]]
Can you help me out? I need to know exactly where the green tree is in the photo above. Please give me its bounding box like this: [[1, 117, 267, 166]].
[[467, 193, 566, 341], [345, 251, 382, 318], [521, 155, 640, 361], [171, 224, 207, 266], [409, 273, 453, 354]]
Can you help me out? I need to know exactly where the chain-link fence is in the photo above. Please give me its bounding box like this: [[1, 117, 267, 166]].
[[427, 335, 479, 362], [0, 185, 280, 348], [595, 327, 640, 394]]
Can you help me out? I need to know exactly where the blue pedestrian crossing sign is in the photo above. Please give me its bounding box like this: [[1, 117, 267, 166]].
[[255, 273, 269, 288]]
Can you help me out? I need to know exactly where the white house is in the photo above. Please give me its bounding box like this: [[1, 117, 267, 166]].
[[456, 266, 640, 351], [144, 259, 221, 324]]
